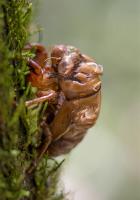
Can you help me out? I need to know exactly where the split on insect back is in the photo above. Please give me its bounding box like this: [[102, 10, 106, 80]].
[[24, 43, 103, 173]]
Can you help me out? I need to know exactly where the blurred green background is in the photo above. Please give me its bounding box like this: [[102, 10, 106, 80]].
[[34, 0, 140, 199]]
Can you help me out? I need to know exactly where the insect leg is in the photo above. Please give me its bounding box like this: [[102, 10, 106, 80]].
[[28, 59, 42, 75], [37, 125, 52, 161], [25, 90, 57, 107], [24, 43, 48, 67]]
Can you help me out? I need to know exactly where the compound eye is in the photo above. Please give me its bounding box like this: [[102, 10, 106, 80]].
[[58, 56, 74, 76], [51, 45, 66, 68]]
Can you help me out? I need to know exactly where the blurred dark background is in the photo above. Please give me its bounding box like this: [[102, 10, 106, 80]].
[[33, 0, 140, 199]]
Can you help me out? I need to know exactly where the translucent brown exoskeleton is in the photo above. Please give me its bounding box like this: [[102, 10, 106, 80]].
[[24, 43, 103, 173]]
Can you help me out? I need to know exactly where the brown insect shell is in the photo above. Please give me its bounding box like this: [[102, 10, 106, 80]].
[[26, 44, 58, 92], [58, 61, 102, 100], [58, 53, 81, 76], [27, 65, 58, 92], [51, 45, 102, 100], [48, 90, 101, 156], [51, 45, 80, 72], [47, 45, 102, 156], [26, 44, 102, 157], [51, 45, 67, 67]]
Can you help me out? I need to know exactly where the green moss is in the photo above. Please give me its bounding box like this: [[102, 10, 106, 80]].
[[0, 1, 67, 200]]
